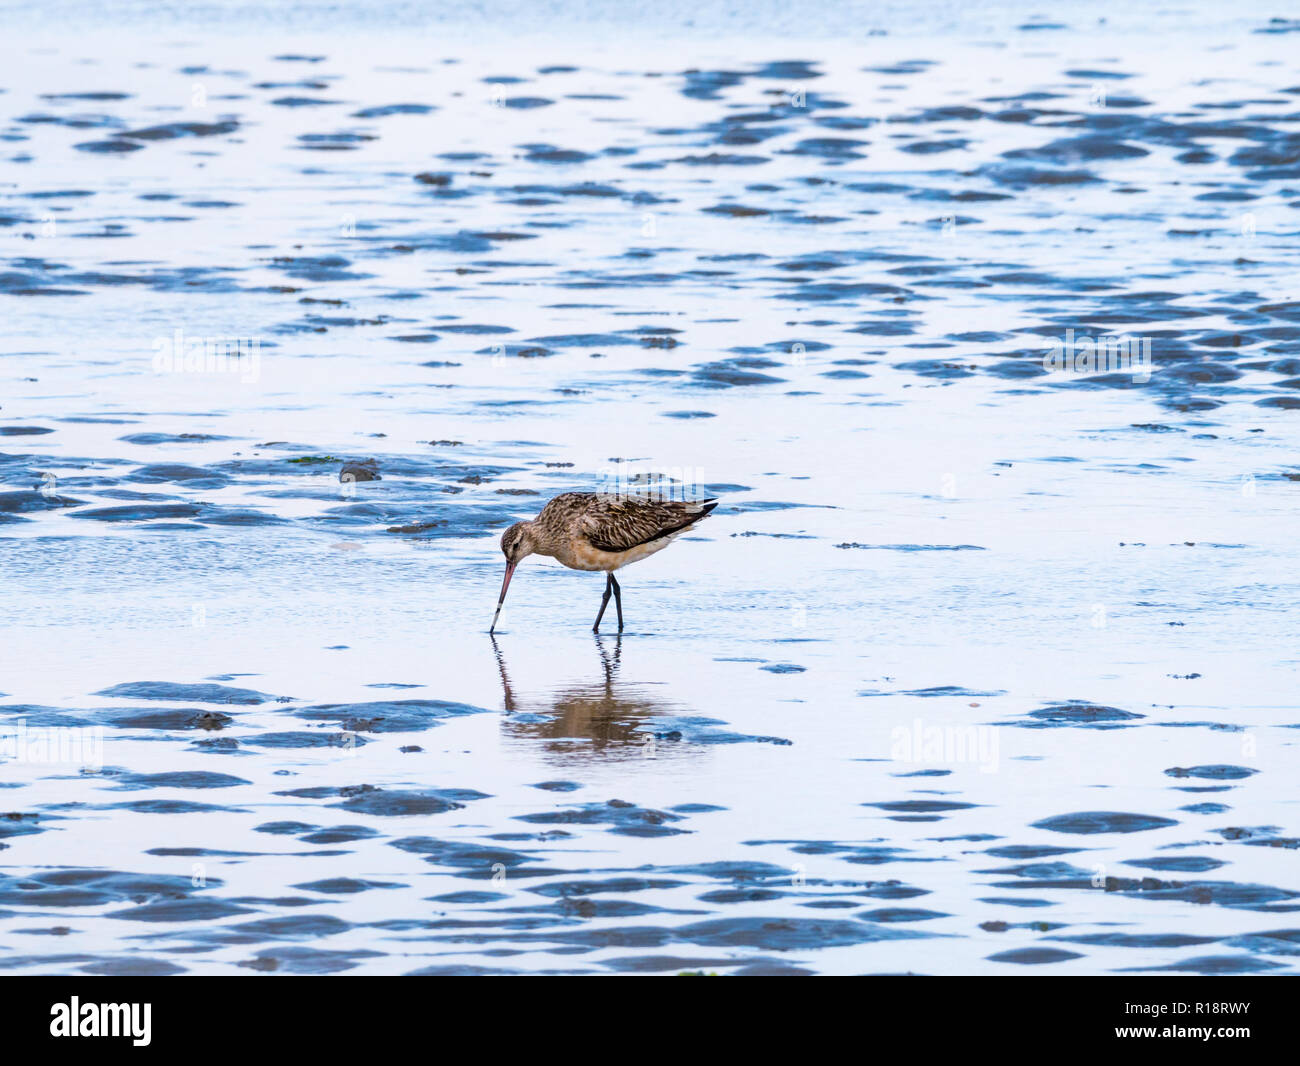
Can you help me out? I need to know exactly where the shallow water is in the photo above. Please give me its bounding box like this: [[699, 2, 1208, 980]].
[[2, 1, 1299, 975]]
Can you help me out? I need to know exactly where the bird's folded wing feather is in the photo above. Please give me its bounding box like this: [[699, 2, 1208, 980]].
[[583, 497, 710, 552]]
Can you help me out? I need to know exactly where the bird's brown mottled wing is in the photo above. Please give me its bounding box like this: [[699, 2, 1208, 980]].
[[583, 496, 718, 552]]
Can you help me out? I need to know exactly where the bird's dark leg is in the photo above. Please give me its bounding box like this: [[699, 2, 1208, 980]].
[[610, 573, 624, 631], [593, 572, 613, 632]]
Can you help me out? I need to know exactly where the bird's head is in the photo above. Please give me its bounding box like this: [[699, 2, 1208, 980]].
[[491, 522, 536, 634], [500, 521, 536, 565]]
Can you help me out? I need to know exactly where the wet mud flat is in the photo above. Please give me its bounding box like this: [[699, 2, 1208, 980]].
[[2, 4, 1300, 974]]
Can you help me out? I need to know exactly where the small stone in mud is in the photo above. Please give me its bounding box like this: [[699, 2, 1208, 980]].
[[239, 956, 280, 972], [340, 461, 380, 483]]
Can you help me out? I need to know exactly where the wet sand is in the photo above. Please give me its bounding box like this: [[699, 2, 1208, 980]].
[[2, 2, 1299, 974]]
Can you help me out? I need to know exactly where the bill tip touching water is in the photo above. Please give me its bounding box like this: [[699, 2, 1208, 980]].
[[489, 491, 720, 634]]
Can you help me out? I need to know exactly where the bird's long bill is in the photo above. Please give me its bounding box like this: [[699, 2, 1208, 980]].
[[489, 561, 516, 634]]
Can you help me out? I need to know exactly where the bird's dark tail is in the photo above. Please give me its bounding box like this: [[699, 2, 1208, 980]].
[[643, 498, 718, 545]]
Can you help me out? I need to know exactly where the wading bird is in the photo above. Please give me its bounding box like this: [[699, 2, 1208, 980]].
[[489, 492, 718, 633]]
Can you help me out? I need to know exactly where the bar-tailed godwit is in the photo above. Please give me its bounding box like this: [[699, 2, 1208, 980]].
[[489, 491, 718, 633]]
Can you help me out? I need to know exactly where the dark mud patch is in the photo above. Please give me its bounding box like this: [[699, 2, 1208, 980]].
[[95, 682, 285, 705], [292, 699, 489, 732], [1032, 811, 1178, 834]]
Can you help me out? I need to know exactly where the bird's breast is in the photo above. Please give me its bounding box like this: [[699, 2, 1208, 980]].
[[555, 537, 673, 572]]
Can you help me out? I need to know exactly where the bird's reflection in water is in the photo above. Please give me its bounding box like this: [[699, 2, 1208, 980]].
[[492, 635, 693, 761]]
